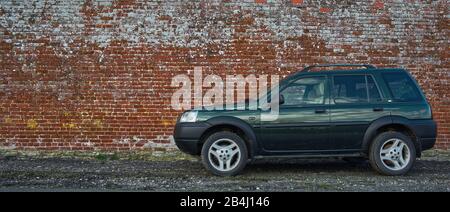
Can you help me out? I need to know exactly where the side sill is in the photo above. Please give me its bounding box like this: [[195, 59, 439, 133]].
[[253, 153, 364, 159]]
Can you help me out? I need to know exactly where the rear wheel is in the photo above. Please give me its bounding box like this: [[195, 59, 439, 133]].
[[201, 131, 248, 176], [369, 131, 416, 175]]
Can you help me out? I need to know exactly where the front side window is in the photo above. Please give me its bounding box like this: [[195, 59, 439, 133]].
[[382, 72, 422, 102], [280, 76, 326, 106]]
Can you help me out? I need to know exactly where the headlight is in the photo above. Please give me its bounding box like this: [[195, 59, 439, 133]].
[[179, 111, 198, 123]]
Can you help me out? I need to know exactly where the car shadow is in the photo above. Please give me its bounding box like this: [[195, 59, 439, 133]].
[[244, 158, 372, 174], [238, 158, 450, 175]]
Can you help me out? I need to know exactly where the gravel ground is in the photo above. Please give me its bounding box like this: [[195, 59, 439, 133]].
[[0, 150, 449, 192]]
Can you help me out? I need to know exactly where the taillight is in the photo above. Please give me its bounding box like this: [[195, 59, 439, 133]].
[[429, 103, 433, 119]]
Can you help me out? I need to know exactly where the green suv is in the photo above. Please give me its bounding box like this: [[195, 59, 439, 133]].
[[174, 64, 437, 176]]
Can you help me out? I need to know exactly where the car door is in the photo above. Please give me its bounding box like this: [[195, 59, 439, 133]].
[[259, 75, 331, 153], [329, 74, 390, 150]]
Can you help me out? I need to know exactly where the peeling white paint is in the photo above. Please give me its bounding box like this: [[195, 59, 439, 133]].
[[0, 0, 443, 54], [113, 135, 176, 149]]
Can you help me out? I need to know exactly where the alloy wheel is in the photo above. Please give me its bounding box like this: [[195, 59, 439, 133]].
[[208, 138, 241, 172], [379, 138, 411, 171]]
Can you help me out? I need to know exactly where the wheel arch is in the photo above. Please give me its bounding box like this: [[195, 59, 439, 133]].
[[362, 116, 421, 157], [199, 116, 259, 158]]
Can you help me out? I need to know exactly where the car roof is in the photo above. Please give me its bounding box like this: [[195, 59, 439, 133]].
[[293, 68, 407, 76]]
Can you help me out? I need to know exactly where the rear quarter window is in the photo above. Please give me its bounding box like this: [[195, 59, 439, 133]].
[[382, 72, 423, 102]]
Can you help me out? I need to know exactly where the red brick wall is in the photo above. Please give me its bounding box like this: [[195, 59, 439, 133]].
[[0, 0, 448, 150]]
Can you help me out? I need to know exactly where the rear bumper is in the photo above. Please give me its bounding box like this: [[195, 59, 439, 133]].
[[173, 122, 211, 155], [420, 138, 436, 151], [409, 119, 437, 151]]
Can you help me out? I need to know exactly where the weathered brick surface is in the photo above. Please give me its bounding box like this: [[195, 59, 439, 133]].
[[0, 0, 448, 150]]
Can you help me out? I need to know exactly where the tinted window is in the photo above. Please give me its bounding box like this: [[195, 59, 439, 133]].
[[333, 75, 368, 103], [382, 72, 422, 102], [281, 76, 326, 106], [367, 76, 382, 102]]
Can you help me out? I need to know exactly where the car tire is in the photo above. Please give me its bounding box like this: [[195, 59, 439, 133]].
[[201, 131, 248, 176], [369, 131, 416, 176]]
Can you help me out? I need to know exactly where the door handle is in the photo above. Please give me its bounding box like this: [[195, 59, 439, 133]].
[[315, 109, 327, 114], [373, 107, 384, 112]]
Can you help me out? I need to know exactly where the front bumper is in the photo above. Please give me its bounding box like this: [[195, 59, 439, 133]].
[[173, 122, 211, 155]]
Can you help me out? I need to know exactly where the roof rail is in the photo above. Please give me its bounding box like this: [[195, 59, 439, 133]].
[[301, 64, 377, 72]]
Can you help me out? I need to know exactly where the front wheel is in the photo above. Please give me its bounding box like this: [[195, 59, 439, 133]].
[[201, 131, 248, 176], [369, 132, 416, 176]]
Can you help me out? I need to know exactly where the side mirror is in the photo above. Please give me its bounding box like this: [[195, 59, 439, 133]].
[[266, 94, 285, 105], [279, 94, 285, 105]]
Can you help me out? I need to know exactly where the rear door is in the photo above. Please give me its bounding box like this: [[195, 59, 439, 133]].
[[329, 74, 390, 150]]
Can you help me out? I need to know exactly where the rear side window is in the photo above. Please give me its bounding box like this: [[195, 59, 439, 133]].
[[333, 75, 367, 103], [332, 75, 382, 104], [382, 72, 422, 102], [367, 76, 382, 102]]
